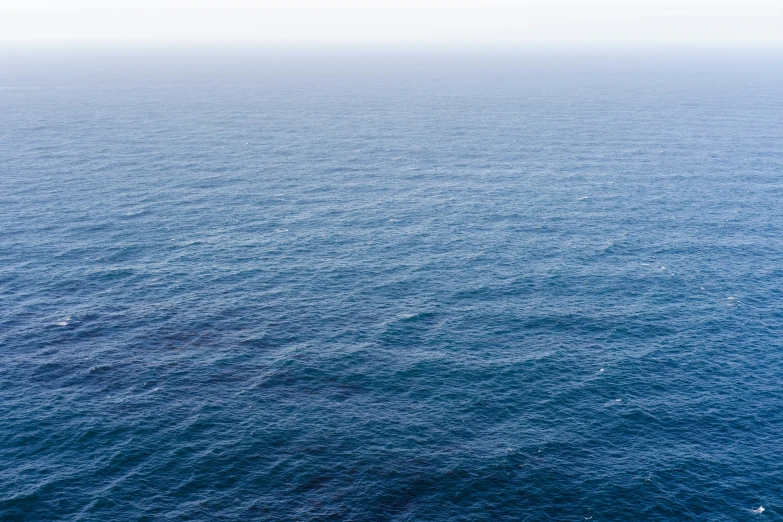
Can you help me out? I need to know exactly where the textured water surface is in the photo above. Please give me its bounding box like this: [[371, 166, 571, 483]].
[[1, 50, 783, 521]]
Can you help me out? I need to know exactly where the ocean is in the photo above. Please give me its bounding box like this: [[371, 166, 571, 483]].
[[1, 49, 782, 521]]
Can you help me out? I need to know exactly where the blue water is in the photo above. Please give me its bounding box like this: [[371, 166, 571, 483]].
[[2, 50, 783, 521]]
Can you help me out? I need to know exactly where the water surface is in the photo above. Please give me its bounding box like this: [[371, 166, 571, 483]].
[[1, 50, 782, 521]]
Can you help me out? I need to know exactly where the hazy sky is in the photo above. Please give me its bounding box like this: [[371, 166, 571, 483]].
[[0, 0, 781, 47]]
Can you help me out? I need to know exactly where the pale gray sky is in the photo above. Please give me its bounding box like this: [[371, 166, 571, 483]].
[[0, 0, 781, 47]]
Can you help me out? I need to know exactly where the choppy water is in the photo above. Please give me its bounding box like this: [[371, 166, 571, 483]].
[[2, 50, 783, 521]]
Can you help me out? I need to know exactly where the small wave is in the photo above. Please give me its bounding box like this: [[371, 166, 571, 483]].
[[398, 311, 437, 323], [121, 210, 148, 219], [752, 506, 764, 514]]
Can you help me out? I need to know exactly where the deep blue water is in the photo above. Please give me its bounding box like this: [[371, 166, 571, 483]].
[[2, 50, 783, 521]]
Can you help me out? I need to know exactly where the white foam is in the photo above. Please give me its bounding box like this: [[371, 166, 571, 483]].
[[752, 506, 764, 514]]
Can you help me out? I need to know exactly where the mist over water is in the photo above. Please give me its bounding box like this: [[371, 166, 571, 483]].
[[2, 50, 783, 521]]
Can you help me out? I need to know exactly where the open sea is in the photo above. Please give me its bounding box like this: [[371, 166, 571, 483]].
[[1, 49, 782, 521]]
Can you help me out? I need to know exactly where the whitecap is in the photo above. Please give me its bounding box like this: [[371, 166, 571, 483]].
[[752, 506, 764, 514]]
